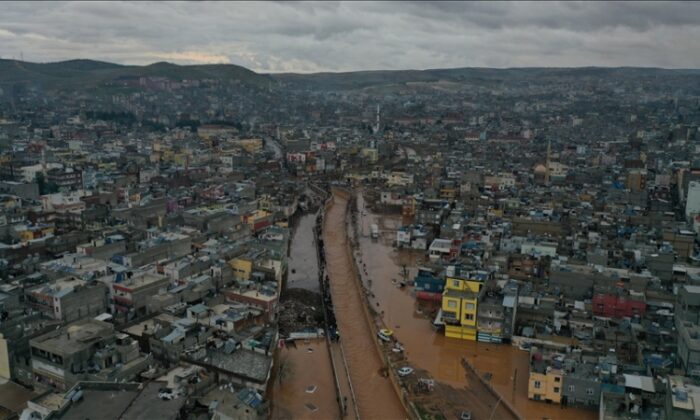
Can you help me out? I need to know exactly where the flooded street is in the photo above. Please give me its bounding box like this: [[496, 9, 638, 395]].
[[355, 193, 597, 420], [272, 210, 339, 420], [323, 190, 406, 420], [271, 339, 340, 420], [287, 212, 320, 292]]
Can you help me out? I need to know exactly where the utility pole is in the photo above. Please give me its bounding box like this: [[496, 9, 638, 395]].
[[489, 395, 503, 420]]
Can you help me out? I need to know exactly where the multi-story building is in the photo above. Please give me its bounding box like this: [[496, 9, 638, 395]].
[[686, 180, 700, 221], [414, 267, 445, 302], [26, 277, 107, 322], [528, 349, 565, 404], [676, 285, 700, 377], [29, 319, 149, 391], [110, 271, 170, 321], [46, 167, 82, 191], [592, 289, 647, 319], [476, 280, 518, 343], [561, 362, 602, 408], [222, 287, 278, 323], [440, 267, 486, 341], [666, 375, 700, 420]]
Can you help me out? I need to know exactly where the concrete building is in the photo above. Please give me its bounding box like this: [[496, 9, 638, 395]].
[[666, 375, 700, 420], [29, 319, 149, 390], [676, 285, 700, 377], [476, 280, 518, 343], [110, 271, 170, 321], [528, 351, 564, 404], [441, 267, 487, 341], [26, 277, 107, 322], [686, 181, 700, 221], [560, 363, 601, 408]]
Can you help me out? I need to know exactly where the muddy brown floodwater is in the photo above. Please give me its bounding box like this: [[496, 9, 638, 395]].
[[355, 192, 597, 420], [271, 339, 340, 420], [324, 190, 406, 420]]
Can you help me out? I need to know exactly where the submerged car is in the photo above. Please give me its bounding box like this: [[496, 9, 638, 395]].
[[397, 366, 414, 377], [378, 329, 393, 342]]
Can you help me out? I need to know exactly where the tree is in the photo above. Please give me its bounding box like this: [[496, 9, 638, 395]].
[[277, 355, 293, 385]]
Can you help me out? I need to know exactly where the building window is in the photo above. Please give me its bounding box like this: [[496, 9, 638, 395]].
[[534, 381, 541, 389], [554, 387, 560, 393], [448, 300, 457, 309], [586, 388, 594, 396], [554, 377, 561, 382], [465, 314, 474, 321], [453, 280, 461, 288], [466, 303, 475, 310], [568, 385, 575, 393]]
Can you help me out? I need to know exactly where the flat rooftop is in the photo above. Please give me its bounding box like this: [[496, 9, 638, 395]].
[[116, 272, 168, 289], [33, 319, 113, 354], [119, 382, 186, 420], [206, 349, 272, 383], [58, 388, 139, 420]]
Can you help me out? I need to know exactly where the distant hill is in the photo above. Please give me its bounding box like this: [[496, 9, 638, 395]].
[[0, 59, 271, 90], [2, 58, 700, 93], [272, 66, 700, 90]]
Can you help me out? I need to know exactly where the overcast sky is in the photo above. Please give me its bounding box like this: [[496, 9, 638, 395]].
[[1, 1, 700, 73]]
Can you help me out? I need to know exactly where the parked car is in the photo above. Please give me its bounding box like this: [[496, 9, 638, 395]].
[[460, 410, 472, 420], [397, 366, 414, 377], [378, 329, 393, 342]]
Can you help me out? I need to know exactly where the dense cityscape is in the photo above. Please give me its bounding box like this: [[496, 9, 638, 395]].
[[3, 2, 700, 420]]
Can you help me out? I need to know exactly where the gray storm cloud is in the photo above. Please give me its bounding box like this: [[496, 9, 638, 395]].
[[1, 1, 699, 72]]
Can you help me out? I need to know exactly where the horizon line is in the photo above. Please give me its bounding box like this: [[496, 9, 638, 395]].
[[2, 57, 700, 75]]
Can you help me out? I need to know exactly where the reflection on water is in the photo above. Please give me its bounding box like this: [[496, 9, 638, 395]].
[[288, 213, 320, 292], [355, 192, 596, 420], [324, 190, 406, 420]]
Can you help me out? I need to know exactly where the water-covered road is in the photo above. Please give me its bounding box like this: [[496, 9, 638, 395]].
[[323, 189, 406, 420], [354, 192, 596, 420]]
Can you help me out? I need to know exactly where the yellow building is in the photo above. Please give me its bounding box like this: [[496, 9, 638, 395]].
[[528, 367, 563, 403], [441, 269, 484, 341], [233, 138, 263, 154], [17, 225, 55, 243], [162, 150, 190, 166], [439, 185, 458, 200], [242, 209, 272, 228], [229, 257, 253, 281], [361, 148, 379, 163]]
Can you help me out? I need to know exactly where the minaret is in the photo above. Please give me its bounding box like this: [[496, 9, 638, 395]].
[[41, 145, 47, 175], [545, 140, 551, 185], [373, 105, 380, 134]]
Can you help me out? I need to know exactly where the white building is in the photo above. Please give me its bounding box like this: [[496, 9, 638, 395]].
[[428, 239, 453, 261], [686, 181, 700, 221]]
